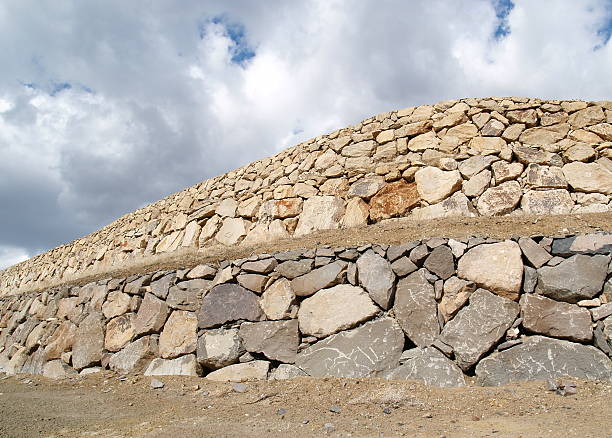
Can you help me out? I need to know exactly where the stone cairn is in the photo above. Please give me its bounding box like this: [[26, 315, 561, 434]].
[[0, 97, 610, 386]]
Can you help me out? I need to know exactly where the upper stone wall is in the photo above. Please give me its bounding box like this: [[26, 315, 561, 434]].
[[2, 97, 611, 294]]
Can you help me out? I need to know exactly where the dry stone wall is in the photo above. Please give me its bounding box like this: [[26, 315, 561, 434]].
[[1, 232, 611, 386], [2, 97, 612, 294]]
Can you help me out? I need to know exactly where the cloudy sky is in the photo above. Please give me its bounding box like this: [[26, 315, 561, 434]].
[[0, 0, 611, 269]]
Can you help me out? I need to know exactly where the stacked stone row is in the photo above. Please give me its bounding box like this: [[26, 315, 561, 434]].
[[1, 232, 611, 386], [2, 97, 611, 294]]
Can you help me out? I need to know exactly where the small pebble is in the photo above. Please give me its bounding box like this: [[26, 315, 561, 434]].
[[329, 405, 341, 414], [302, 420, 309, 424], [276, 408, 287, 416], [383, 408, 392, 415], [150, 378, 164, 389], [422, 413, 433, 418], [230, 382, 247, 393], [324, 423, 335, 433]]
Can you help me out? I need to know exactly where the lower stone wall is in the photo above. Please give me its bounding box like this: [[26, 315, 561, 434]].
[[0, 232, 611, 386]]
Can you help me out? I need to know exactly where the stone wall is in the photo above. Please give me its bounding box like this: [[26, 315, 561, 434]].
[[1, 97, 611, 294], [1, 232, 610, 386]]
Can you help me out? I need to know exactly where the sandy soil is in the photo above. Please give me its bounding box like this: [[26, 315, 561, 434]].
[[0, 372, 610, 438], [14, 212, 612, 295]]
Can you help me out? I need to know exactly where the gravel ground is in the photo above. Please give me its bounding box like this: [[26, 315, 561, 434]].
[[0, 372, 610, 438]]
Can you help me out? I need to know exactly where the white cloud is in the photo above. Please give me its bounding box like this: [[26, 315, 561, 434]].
[[0, 0, 610, 265], [0, 246, 29, 270]]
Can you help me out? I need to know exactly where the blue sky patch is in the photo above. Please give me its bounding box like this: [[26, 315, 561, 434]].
[[594, 1, 612, 50], [199, 15, 256, 66], [492, 0, 514, 40]]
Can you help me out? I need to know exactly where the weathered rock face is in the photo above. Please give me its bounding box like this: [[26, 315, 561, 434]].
[[295, 318, 404, 378], [457, 241, 523, 300], [294, 196, 345, 237], [384, 347, 466, 387], [356, 250, 395, 309], [205, 360, 270, 382], [476, 336, 612, 386], [197, 284, 263, 328], [520, 294, 592, 342], [563, 162, 612, 195], [109, 336, 158, 374], [369, 181, 419, 221], [298, 285, 378, 338], [196, 328, 244, 369], [104, 313, 135, 352], [536, 255, 609, 303], [72, 313, 105, 370], [521, 189, 574, 215], [239, 320, 299, 363], [393, 270, 440, 347], [415, 167, 462, 204], [133, 293, 169, 336], [260, 278, 296, 320], [440, 289, 519, 370], [290, 262, 345, 297], [476, 181, 522, 216], [158, 311, 197, 359], [144, 354, 201, 376]]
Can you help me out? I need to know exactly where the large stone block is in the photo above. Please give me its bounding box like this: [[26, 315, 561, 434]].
[[384, 347, 466, 387], [290, 261, 345, 297], [536, 255, 609, 303], [197, 327, 245, 370], [260, 278, 296, 320], [133, 293, 169, 336], [521, 189, 573, 215], [415, 167, 463, 204], [476, 181, 522, 216], [109, 336, 158, 374], [159, 311, 198, 359], [562, 162, 612, 195], [105, 313, 135, 352], [357, 250, 395, 309], [457, 241, 523, 300], [205, 360, 270, 382], [197, 283, 263, 328], [295, 317, 404, 378], [239, 320, 299, 363], [393, 270, 440, 347], [145, 354, 201, 376], [44, 321, 76, 360], [369, 181, 420, 221], [72, 312, 105, 370], [440, 289, 519, 370], [294, 196, 345, 236], [476, 336, 612, 385], [520, 294, 592, 342], [298, 284, 378, 338]]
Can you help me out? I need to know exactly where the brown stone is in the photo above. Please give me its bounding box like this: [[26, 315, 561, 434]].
[[369, 180, 420, 221], [105, 313, 135, 352], [133, 293, 169, 336], [159, 311, 198, 359]]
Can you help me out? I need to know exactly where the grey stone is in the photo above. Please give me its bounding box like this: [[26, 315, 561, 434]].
[[124, 275, 151, 295], [387, 242, 420, 262], [109, 336, 158, 374], [390, 257, 418, 277], [42, 360, 78, 379], [591, 303, 612, 321], [275, 260, 313, 279], [551, 233, 612, 257], [239, 320, 299, 363], [133, 293, 169, 336], [440, 289, 519, 370], [295, 317, 404, 378], [241, 258, 277, 274], [476, 336, 612, 385], [520, 294, 592, 342], [458, 155, 498, 178], [150, 273, 176, 299], [197, 283, 263, 328], [72, 312, 105, 370], [150, 378, 164, 389], [393, 270, 440, 347], [423, 246, 455, 280], [384, 347, 466, 387], [269, 364, 308, 380], [298, 285, 379, 338], [144, 354, 202, 376], [166, 286, 200, 311], [356, 250, 396, 309], [523, 266, 537, 293], [290, 261, 346, 297], [197, 327, 245, 369], [594, 319, 611, 356], [518, 237, 552, 268], [536, 255, 609, 303], [409, 244, 429, 265], [176, 279, 212, 290]]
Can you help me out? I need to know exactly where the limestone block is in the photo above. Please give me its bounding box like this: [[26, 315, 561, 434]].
[[384, 347, 466, 387], [294, 196, 345, 236], [197, 328, 245, 369], [145, 354, 201, 376], [205, 360, 270, 382], [415, 167, 463, 204], [159, 311, 198, 359], [357, 250, 396, 310], [476, 181, 522, 217], [72, 312, 105, 370], [521, 189, 574, 215], [261, 278, 296, 320], [239, 320, 299, 363]]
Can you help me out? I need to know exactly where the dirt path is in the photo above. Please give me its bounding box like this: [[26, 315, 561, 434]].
[[0, 372, 610, 438], [12, 212, 612, 296]]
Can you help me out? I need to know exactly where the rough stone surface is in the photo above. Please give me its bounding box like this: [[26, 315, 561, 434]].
[[42, 360, 78, 379], [562, 162, 612, 195], [144, 354, 201, 376], [521, 189, 574, 215], [215, 218, 247, 246], [369, 181, 419, 221], [133, 293, 169, 336], [357, 250, 395, 309], [476, 181, 522, 216], [411, 192, 477, 220], [109, 336, 158, 374], [166, 286, 200, 311], [393, 270, 440, 347], [536, 255, 609, 303], [197, 328, 244, 369], [72, 312, 105, 370], [440, 289, 519, 370], [260, 278, 296, 320], [439, 277, 476, 322], [291, 261, 345, 297], [415, 167, 463, 204], [105, 313, 135, 352], [269, 364, 308, 380], [423, 246, 455, 280], [44, 321, 77, 360], [159, 311, 198, 359], [298, 285, 378, 338], [205, 360, 270, 382], [295, 317, 404, 378], [342, 197, 370, 228], [236, 274, 268, 294], [384, 347, 466, 387], [518, 237, 552, 268], [275, 259, 313, 279], [294, 196, 345, 237], [520, 294, 592, 342], [457, 241, 523, 300], [102, 291, 131, 319], [476, 336, 612, 385], [198, 284, 263, 328], [551, 233, 612, 256], [239, 320, 299, 363]]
